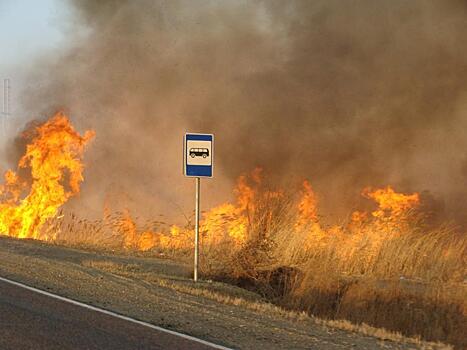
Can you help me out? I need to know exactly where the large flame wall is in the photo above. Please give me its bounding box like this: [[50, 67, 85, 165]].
[[0, 112, 94, 240]]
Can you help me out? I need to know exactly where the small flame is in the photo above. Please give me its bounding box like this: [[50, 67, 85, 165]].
[[362, 186, 420, 219], [296, 180, 318, 227]]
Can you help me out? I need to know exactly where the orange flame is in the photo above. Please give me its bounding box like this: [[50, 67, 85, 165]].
[[362, 186, 420, 219], [115, 209, 164, 251], [294, 180, 327, 247], [296, 180, 318, 227], [120, 171, 260, 252], [0, 112, 94, 240]]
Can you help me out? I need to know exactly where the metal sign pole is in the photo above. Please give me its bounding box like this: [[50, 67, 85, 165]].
[[184, 133, 212, 282], [194, 176, 200, 282]]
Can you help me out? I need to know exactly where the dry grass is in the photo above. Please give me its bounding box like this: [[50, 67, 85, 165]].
[[317, 319, 453, 350], [81, 258, 451, 350], [191, 180, 466, 349]]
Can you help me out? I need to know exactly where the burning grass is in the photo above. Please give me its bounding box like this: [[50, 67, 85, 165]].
[[0, 115, 465, 348], [43, 169, 465, 348], [187, 172, 465, 348]]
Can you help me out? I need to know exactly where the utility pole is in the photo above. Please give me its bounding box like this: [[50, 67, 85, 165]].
[[2, 79, 11, 137]]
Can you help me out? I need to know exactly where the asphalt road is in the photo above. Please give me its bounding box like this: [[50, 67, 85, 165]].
[[0, 278, 227, 350]]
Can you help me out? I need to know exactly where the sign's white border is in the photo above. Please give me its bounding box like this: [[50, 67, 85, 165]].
[[183, 133, 214, 178]]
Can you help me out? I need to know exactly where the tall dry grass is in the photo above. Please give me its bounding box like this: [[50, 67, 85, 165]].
[[43, 210, 177, 252], [194, 181, 466, 349]]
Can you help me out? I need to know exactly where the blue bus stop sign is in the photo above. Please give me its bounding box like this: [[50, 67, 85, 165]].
[[184, 133, 214, 178]]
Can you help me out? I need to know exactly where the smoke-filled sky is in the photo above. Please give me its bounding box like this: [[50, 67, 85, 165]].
[[3, 0, 467, 224]]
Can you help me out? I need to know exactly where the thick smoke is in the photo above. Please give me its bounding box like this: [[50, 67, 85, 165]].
[[18, 0, 467, 225]]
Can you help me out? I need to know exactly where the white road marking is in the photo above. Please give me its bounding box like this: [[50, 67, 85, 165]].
[[0, 276, 233, 350]]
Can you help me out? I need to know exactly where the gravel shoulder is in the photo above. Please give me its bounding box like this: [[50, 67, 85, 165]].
[[0, 236, 448, 350]]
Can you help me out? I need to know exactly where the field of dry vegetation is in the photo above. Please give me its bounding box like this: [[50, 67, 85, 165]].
[[43, 170, 466, 349], [0, 117, 463, 348]]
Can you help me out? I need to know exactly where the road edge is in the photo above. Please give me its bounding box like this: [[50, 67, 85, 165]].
[[0, 275, 234, 350]]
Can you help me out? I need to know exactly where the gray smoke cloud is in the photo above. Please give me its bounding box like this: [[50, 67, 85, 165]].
[[16, 0, 467, 225]]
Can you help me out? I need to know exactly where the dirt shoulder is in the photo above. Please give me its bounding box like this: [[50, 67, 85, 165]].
[[0, 237, 449, 350]]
